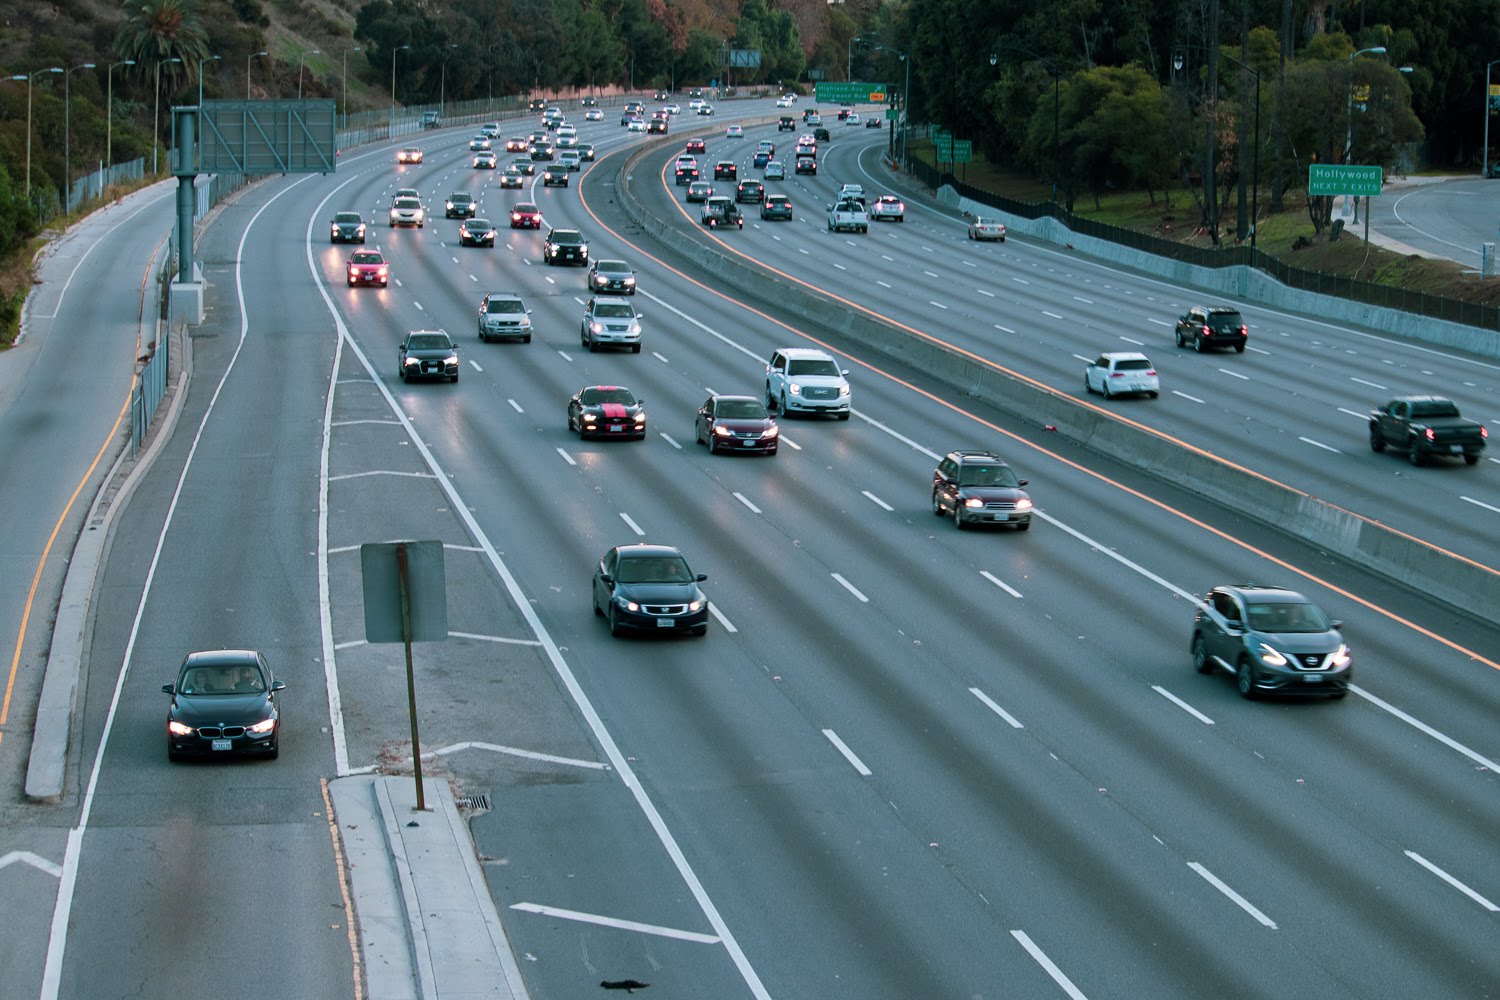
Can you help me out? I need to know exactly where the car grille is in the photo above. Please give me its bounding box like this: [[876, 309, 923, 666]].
[[196, 725, 246, 738], [801, 386, 838, 400], [1295, 653, 1334, 671], [736, 430, 764, 439], [642, 604, 689, 615], [487, 320, 523, 330], [981, 499, 1021, 511]]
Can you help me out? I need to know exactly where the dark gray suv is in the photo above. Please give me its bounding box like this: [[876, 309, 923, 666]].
[[1192, 585, 1351, 699], [931, 450, 1032, 530]]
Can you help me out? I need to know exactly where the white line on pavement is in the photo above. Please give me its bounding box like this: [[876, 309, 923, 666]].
[[831, 573, 868, 602], [708, 602, 737, 633], [1010, 930, 1089, 1000], [556, 447, 577, 466], [1152, 686, 1215, 725], [734, 492, 762, 514], [970, 688, 1024, 729], [822, 729, 872, 775], [1188, 862, 1278, 928], [1299, 436, 1341, 453], [620, 512, 645, 535], [980, 570, 1022, 598], [1403, 851, 1500, 911], [862, 490, 893, 511], [510, 902, 722, 943]]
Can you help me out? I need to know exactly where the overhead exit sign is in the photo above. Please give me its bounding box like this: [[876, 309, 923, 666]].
[[815, 82, 887, 104], [1308, 163, 1382, 198]]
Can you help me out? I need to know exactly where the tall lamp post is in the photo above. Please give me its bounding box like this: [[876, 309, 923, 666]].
[[63, 62, 95, 214], [847, 34, 869, 82], [197, 54, 221, 109], [1344, 45, 1386, 222], [438, 43, 458, 118], [246, 49, 267, 99], [898, 51, 912, 166], [297, 48, 320, 99], [107, 58, 135, 168], [341, 45, 361, 124], [9, 67, 63, 198], [1483, 57, 1500, 178], [996, 46, 1061, 207], [153, 56, 182, 174], [1220, 52, 1261, 249], [389, 44, 410, 134]]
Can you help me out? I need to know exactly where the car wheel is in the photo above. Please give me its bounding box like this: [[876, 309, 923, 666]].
[[167, 746, 181, 763], [691, 624, 707, 637], [608, 607, 625, 637], [1175, 329, 1185, 348], [837, 411, 850, 421], [631, 344, 641, 353], [1235, 344, 1245, 353], [999, 236, 1005, 243], [1464, 453, 1479, 465], [399, 370, 408, 383], [1369, 427, 1386, 453], [1408, 443, 1426, 466], [1236, 656, 1259, 699], [953, 503, 965, 530], [523, 334, 531, 344], [932, 489, 945, 516], [1102, 381, 1113, 400], [781, 393, 792, 416], [1015, 520, 1031, 531], [1192, 635, 1212, 674], [593, 591, 604, 616], [1148, 391, 1159, 399], [1194, 335, 1207, 353]]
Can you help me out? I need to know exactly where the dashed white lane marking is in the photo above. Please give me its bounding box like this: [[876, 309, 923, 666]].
[[468, 359, 483, 372], [1299, 437, 1341, 454], [822, 729, 872, 776], [1173, 390, 1205, 404], [708, 602, 737, 633], [862, 490, 893, 511], [556, 448, 577, 466], [507, 399, 523, 413], [620, 512, 644, 535], [1219, 368, 1250, 380], [1461, 496, 1500, 513], [1152, 686, 1215, 725], [1351, 376, 1387, 390], [1188, 862, 1278, 929], [733, 492, 762, 514], [970, 688, 1024, 729], [659, 432, 683, 450], [1403, 851, 1500, 911], [830, 573, 868, 602], [1010, 930, 1089, 1000], [979, 571, 1022, 598]]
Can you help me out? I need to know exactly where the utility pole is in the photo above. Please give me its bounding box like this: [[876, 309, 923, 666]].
[[1235, 0, 1249, 241], [1203, 0, 1221, 245]]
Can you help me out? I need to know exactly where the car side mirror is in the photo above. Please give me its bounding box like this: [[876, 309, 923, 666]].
[[599, 574, 613, 586], [271, 680, 287, 693], [695, 574, 708, 582], [840, 369, 850, 376], [1329, 620, 1343, 630], [162, 684, 176, 695], [1018, 479, 1029, 487]]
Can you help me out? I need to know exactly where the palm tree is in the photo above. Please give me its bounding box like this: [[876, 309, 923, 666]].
[[115, 0, 211, 88]]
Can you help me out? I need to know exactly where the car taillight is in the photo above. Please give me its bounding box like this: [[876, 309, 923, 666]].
[[1201, 325, 1212, 335], [1424, 427, 1437, 442], [1482, 426, 1490, 439], [1239, 325, 1248, 335]]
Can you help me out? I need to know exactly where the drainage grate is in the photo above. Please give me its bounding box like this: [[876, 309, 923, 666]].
[[455, 794, 491, 811]]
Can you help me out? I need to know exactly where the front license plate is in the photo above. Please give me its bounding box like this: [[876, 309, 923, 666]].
[[609, 425, 624, 433], [212, 739, 232, 751], [656, 618, 675, 628], [1304, 674, 1324, 683], [990, 513, 1009, 521], [742, 440, 757, 447]]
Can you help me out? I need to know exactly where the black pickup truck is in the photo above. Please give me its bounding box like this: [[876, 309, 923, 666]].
[[1369, 395, 1488, 466]]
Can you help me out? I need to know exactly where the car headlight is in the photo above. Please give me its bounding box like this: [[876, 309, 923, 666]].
[[348, 264, 357, 273], [788, 384, 802, 395], [168, 721, 194, 736], [617, 596, 639, 612], [591, 321, 604, 333], [688, 600, 704, 612], [446, 201, 454, 210], [414, 211, 424, 221], [633, 412, 646, 424], [1330, 644, 1351, 668], [963, 497, 984, 509], [765, 424, 779, 437], [332, 225, 339, 235], [356, 225, 365, 235], [838, 385, 850, 397], [247, 718, 276, 734], [582, 413, 597, 423], [1014, 497, 1032, 511], [625, 321, 638, 334], [1257, 643, 1289, 667], [443, 354, 458, 366], [377, 267, 388, 278], [623, 277, 635, 285], [713, 425, 734, 437]]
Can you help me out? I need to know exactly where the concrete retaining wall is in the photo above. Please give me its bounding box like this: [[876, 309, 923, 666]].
[[615, 139, 1499, 624]]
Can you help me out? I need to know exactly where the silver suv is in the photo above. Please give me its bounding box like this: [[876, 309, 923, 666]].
[[765, 348, 851, 419], [1192, 585, 1351, 699], [580, 297, 642, 353], [477, 292, 533, 343]]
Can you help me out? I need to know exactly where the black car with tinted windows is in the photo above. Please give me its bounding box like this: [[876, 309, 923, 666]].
[[458, 218, 497, 247], [1192, 585, 1351, 699], [593, 544, 709, 637], [760, 194, 793, 221], [329, 211, 366, 243], [163, 650, 285, 760], [569, 385, 647, 439], [589, 259, 637, 295], [735, 179, 765, 204], [1175, 306, 1248, 353], [398, 329, 460, 382], [445, 192, 477, 219], [544, 228, 589, 265], [931, 450, 1032, 530]]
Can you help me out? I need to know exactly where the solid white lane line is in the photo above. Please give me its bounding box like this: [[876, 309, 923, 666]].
[[507, 399, 523, 413], [1337, 407, 1368, 419], [1350, 685, 1500, 771], [822, 729, 872, 775], [862, 490, 893, 511], [1403, 851, 1500, 911], [509, 902, 721, 944], [929, 300, 949, 309], [708, 602, 737, 633], [1188, 862, 1278, 929], [980, 570, 1022, 598], [1152, 686, 1215, 725], [734, 492, 762, 514], [556, 448, 577, 466], [1461, 496, 1500, 513], [779, 435, 801, 450], [970, 687, 1024, 729], [853, 412, 940, 459], [1351, 376, 1388, 390], [1119, 336, 1145, 346], [831, 573, 868, 602], [1172, 390, 1205, 404], [1299, 437, 1341, 453], [620, 512, 645, 535], [1010, 930, 1089, 1000], [978, 288, 996, 297], [447, 631, 544, 647], [659, 432, 682, 450]]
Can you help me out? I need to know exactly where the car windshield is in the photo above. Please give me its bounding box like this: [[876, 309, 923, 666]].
[[594, 303, 634, 318], [469, 219, 492, 230], [515, 204, 537, 213], [394, 198, 421, 209], [335, 213, 362, 224], [451, 194, 471, 202], [958, 465, 1019, 488], [598, 262, 630, 274], [552, 232, 582, 245], [581, 387, 636, 405], [1246, 601, 1331, 633], [351, 253, 383, 265], [616, 555, 694, 584], [181, 663, 264, 695], [408, 334, 451, 350], [788, 359, 839, 377], [716, 399, 767, 420], [1115, 359, 1153, 371]]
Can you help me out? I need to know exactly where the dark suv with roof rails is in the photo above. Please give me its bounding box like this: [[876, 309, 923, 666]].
[[931, 450, 1033, 530], [1175, 306, 1248, 353]]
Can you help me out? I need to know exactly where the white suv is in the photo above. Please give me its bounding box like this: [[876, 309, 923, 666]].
[[765, 348, 851, 419]]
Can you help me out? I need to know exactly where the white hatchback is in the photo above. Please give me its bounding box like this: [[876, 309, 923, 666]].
[[1084, 352, 1160, 399]]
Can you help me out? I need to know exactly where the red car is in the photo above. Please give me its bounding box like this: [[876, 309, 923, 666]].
[[510, 202, 542, 229], [346, 250, 389, 287], [695, 394, 778, 455], [685, 138, 706, 154]]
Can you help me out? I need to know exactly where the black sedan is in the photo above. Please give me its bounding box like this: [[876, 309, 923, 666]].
[[329, 211, 366, 243], [398, 330, 460, 382], [695, 395, 778, 455], [459, 218, 497, 247], [588, 259, 637, 295], [592, 544, 709, 637], [163, 650, 285, 760], [568, 385, 647, 439]]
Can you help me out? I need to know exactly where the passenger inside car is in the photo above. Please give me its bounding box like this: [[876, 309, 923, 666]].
[[958, 466, 1020, 488]]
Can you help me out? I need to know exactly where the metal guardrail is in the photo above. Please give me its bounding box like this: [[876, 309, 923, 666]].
[[906, 156, 1500, 332], [131, 235, 172, 457]]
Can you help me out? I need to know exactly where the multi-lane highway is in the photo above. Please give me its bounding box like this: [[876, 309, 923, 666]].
[[7, 98, 1497, 1000]]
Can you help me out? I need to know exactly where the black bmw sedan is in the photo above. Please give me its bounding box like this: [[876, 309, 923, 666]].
[[163, 650, 285, 760]]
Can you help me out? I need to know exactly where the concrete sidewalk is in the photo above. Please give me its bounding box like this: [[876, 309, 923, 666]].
[[330, 775, 531, 1000]]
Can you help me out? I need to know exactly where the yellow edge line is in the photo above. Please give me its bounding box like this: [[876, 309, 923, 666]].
[[573, 147, 1500, 674]]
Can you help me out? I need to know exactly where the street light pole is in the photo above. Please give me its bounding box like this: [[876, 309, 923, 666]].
[[1484, 58, 1500, 178], [1345, 45, 1386, 222], [246, 50, 267, 100], [197, 54, 220, 108], [390, 44, 409, 135], [107, 59, 135, 168], [153, 56, 182, 175], [1221, 52, 1261, 248], [10, 68, 63, 199], [64, 62, 95, 214], [341, 46, 361, 125], [297, 48, 320, 99], [439, 43, 458, 118]]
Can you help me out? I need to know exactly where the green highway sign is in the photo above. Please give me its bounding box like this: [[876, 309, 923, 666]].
[[935, 139, 973, 164], [886, 108, 899, 120], [815, 81, 887, 104], [1308, 163, 1383, 197]]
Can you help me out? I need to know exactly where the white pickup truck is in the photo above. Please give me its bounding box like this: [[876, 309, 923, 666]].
[[826, 197, 869, 233]]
